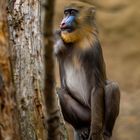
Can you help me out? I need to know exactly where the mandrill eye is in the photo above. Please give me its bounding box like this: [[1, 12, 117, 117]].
[[70, 9, 78, 16], [64, 11, 69, 16], [71, 10, 75, 15]]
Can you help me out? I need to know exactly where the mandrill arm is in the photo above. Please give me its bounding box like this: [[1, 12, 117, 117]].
[[54, 30, 66, 55], [88, 87, 104, 140]]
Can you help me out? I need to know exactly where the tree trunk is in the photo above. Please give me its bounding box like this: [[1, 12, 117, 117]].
[[8, 1, 47, 140], [42, 0, 68, 139], [0, 1, 20, 140]]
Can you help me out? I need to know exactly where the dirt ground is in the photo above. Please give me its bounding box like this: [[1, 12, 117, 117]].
[[54, 1, 140, 139]]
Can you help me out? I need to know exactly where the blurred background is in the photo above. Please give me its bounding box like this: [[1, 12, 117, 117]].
[[54, 0, 140, 139]]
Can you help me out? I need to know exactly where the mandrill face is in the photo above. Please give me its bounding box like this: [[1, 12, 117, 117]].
[[59, 2, 96, 43], [60, 8, 79, 33]]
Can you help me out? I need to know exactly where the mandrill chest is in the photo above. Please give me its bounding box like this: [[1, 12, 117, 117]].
[[64, 60, 92, 106]]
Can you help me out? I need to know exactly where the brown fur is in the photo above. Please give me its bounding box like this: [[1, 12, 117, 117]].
[[55, 2, 120, 140]]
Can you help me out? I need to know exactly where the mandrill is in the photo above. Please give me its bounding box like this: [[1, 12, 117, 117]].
[[54, 1, 120, 140]]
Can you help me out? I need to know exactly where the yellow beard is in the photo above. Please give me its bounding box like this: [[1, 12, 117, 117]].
[[61, 30, 81, 43], [61, 26, 97, 50]]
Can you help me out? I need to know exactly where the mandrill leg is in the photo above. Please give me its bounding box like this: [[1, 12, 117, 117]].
[[88, 87, 104, 140], [103, 81, 120, 140], [56, 88, 90, 128]]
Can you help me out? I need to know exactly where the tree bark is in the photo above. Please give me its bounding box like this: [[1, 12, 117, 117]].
[[0, 1, 20, 140], [8, 0, 47, 140], [42, 0, 68, 139]]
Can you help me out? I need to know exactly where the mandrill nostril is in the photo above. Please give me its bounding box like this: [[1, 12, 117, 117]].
[[62, 23, 65, 26], [62, 22, 65, 26], [60, 22, 66, 28]]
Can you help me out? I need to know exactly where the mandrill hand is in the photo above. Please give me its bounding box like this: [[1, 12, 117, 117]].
[[54, 30, 66, 55]]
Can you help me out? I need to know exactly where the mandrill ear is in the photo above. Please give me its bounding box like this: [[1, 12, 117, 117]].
[[90, 7, 96, 17], [87, 7, 96, 24]]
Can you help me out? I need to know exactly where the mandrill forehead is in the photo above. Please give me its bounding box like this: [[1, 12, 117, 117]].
[[65, 1, 96, 12]]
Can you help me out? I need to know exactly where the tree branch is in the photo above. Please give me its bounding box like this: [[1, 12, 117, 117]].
[[42, 0, 68, 139]]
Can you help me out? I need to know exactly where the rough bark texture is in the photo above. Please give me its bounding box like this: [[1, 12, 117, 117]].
[[0, 1, 20, 140], [8, 0, 47, 140], [42, 0, 68, 139]]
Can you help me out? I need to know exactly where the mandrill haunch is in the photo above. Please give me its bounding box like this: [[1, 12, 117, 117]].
[[54, 1, 120, 140]]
